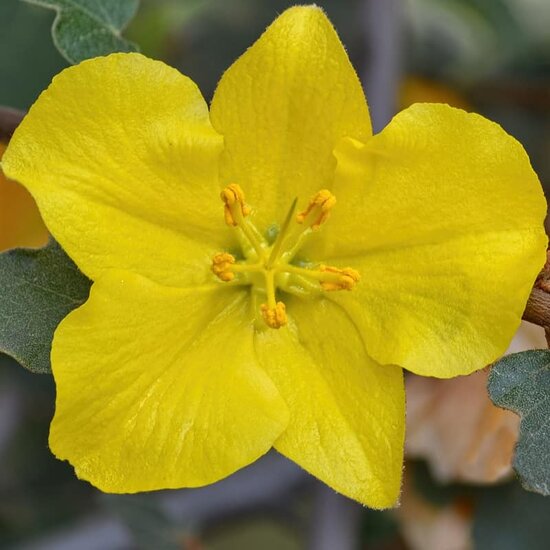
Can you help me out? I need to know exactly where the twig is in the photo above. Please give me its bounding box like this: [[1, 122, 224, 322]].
[[0, 106, 24, 143], [522, 250, 550, 345], [523, 288, 550, 328]]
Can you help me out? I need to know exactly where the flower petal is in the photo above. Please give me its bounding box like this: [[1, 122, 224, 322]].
[[2, 53, 226, 286], [0, 142, 48, 251], [255, 296, 405, 508], [210, 6, 371, 230], [49, 271, 289, 492], [316, 103, 547, 377]]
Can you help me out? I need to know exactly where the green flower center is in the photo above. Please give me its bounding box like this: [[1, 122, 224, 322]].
[[212, 184, 360, 329]]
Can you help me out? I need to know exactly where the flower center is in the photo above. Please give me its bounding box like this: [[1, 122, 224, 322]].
[[212, 184, 360, 329]]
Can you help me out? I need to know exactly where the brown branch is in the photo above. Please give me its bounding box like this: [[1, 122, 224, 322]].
[[0, 106, 25, 143], [523, 288, 550, 328], [522, 250, 550, 346]]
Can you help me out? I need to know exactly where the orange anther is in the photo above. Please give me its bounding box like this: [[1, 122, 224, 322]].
[[211, 252, 236, 282], [319, 265, 360, 291], [260, 301, 288, 329], [296, 189, 336, 230], [220, 184, 251, 226]]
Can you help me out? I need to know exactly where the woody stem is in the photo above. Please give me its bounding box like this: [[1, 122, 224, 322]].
[[521, 250, 550, 348]]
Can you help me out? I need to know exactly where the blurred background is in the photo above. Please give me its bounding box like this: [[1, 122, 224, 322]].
[[0, 0, 549, 548]]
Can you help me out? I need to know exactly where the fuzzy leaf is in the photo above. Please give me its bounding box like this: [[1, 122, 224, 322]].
[[23, 0, 139, 64], [0, 240, 91, 373], [488, 350, 550, 496]]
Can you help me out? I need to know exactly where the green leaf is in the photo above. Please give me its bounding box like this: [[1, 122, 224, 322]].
[[23, 0, 140, 64], [0, 240, 91, 374], [488, 350, 550, 496]]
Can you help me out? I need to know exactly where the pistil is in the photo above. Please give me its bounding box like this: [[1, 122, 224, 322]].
[[265, 197, 298, 269], [278, 189, 337, 264]]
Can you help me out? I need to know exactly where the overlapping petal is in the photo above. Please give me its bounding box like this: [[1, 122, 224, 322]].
[[313, 103, 547, 377], [0, 142, 48, 251], [4, 2, 543, 506], [2, 53, 226, 286], [255, 296, 405, 508], [49, 271, 289, 492], [210, 5, 371, 230]]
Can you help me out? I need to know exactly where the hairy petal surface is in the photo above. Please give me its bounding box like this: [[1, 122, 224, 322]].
[[255, 296, 405, 508], [316, 104, 547, 377], [3, 53, 226, 286], [210, 6, 371, 230], [50, 272, 288, 492]]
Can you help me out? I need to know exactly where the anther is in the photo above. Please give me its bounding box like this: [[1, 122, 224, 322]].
[[211, 252, 236, 282], [260, 302, 288, 329], [296, 189, 336, 230], [220, 184, 251, 226], [319, 265, 360, 291]]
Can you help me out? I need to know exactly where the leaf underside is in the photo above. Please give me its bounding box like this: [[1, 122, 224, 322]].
[[488, 350, 550, 496], [23, 0, 140, 64], [0, 240, 91, 373]]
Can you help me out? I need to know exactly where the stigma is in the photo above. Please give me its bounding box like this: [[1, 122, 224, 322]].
[[212, 184, 359, 329]]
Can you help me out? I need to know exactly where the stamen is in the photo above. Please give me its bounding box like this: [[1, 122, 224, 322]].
[[215, 184, 358, 329], [260, 302, 287, 329], [220, 184, 251, 226], [282, 264, 360, 292], [220, 184, 265, 259], [265, 197, 298, 269], [260, 269, 288, 328], [319, 265, 360, 291], [211, 252, 236, 282], [296, 189, 336, 230], [277, 190, 337, 264]]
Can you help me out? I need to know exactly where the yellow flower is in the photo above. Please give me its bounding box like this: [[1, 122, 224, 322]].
[[1, 6, 546, 508]]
